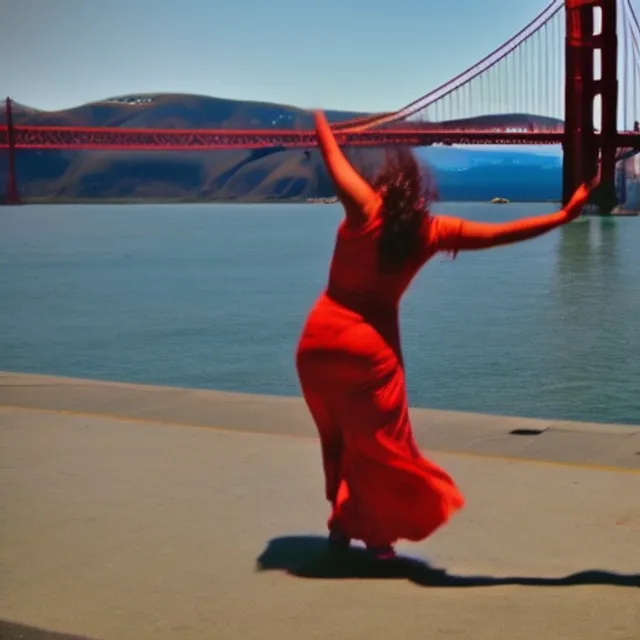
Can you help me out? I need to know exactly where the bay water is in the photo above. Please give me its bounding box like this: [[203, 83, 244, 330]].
[[1, 202, 638, 425]]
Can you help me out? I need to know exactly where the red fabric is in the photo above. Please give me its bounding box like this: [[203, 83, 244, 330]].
[[296, 113, 572, 547], [296, 215, 464, 547]]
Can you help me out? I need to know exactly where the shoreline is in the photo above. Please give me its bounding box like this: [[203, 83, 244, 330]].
[[1, 366, 637, 428], [1, 370, 638, 470]]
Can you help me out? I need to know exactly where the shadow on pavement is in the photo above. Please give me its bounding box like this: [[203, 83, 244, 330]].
[[0, 619, 97, 640], [257, 535, 640, 588]]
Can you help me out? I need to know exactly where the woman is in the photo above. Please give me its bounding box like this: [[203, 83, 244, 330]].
[[296, 111, 598, 561]]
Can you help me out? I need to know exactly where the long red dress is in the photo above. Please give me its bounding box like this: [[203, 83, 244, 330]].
[[296, 114, 575, 549], [296, 213, 469, 547]]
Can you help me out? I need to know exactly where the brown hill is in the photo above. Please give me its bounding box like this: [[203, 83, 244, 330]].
[[2, 93, 564, 203]]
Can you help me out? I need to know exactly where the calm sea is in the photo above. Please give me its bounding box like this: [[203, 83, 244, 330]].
[[1, 202, 639, 425]]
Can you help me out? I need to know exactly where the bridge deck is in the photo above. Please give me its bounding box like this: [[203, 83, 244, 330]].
[[1, 372, 639, 640]]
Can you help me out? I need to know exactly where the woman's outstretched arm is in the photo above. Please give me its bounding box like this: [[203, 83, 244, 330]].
[[432, 180, 598, 252], [314, 111, 381, 225]]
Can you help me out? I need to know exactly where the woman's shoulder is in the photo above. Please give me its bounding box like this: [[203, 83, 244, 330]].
[[422, 214, 463, 245], [339, 210, 384, 238]]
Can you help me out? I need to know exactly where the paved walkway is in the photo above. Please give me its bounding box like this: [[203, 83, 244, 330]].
[[1, 372, 639, 639]]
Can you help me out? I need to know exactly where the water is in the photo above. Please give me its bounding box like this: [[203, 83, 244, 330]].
[[1, 203, 639, 425]]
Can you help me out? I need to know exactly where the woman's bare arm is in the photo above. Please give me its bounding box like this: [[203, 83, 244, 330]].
[[432, 180, 598, 252], [314, 111, 381, 225], [433, 210, 569, 251]]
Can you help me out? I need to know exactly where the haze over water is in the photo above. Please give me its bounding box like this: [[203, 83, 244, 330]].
[[1, 202, 639, 425]]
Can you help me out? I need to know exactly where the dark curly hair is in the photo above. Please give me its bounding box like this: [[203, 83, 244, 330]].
[[373, 148, 437, 272]]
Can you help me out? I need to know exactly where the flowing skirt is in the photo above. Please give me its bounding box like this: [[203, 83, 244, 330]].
[[296, 294, 465, 547]]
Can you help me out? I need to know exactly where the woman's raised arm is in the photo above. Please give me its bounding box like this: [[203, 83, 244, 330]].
[[314, 111, 381, 225]]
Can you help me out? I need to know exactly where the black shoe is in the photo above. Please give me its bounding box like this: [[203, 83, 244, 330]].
[[328, 530, 351, 551]]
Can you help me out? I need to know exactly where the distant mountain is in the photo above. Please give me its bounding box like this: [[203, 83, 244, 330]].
[[0, 93, 564, 203], [2, 93, 370, 129]]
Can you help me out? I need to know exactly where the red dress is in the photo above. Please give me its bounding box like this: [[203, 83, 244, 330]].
[[296, 213, 470, 547], [296, 112, 574, 548]]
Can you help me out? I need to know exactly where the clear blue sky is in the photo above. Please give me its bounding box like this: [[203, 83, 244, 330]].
[[2, 0, 558, 112]]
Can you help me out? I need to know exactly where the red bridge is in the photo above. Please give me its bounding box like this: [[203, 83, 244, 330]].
[[2, 0, 640, 209]]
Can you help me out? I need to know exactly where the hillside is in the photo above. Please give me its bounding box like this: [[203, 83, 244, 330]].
[[1, 93, 564, 203]]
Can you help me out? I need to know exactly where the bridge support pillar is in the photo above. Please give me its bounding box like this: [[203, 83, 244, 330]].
[[4, 97, 20, 206], [563, 0, 618, 213], [616, 161, 627, 204]]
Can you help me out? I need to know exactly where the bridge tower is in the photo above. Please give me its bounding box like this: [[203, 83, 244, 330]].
[[4, 98, 21, 205], [563, 0, 618, 212]]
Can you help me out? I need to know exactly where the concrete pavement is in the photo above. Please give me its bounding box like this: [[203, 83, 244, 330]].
[[1, 372, 639, 639]]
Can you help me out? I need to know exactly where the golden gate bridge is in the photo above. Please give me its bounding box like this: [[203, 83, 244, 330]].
[[2, 0, 640, 210]]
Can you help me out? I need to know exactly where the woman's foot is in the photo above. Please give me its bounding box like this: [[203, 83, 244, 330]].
[[328, 529, 351, 551], [366, 544, 397, 561]]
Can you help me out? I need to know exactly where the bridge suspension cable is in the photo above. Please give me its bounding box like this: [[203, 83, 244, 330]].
[[622, 0, 640, 131], [334, 0, 565, 131]]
